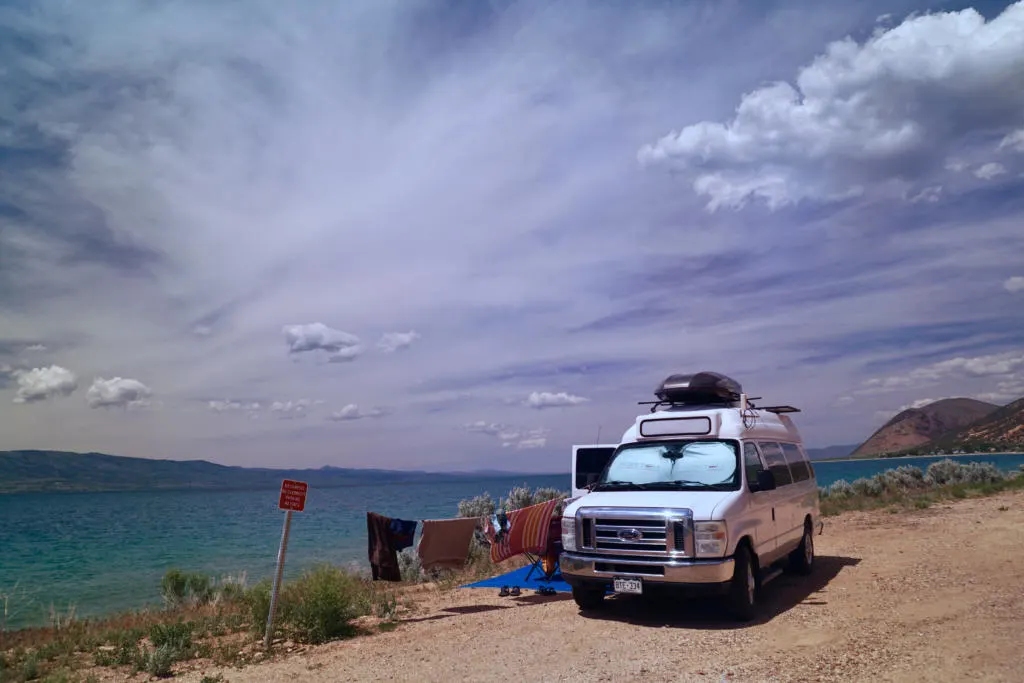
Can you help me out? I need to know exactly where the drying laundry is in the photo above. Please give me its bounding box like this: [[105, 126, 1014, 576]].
[[488, 498, 560, 564], [417, 517, 479, 571], [389, 518, 417, 551], [366, 511, 403, 582]]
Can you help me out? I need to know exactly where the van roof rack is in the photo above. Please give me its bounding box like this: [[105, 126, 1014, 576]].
[[759, 405, 801, 414]]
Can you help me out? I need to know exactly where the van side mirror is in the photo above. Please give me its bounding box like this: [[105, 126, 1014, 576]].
[[755, 469, 777, 491]]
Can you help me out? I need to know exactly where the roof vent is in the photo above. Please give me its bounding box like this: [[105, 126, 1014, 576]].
[[654, 371, 742, 406]]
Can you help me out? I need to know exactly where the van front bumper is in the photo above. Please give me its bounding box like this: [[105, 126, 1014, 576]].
[[560, 552, 735, 586]]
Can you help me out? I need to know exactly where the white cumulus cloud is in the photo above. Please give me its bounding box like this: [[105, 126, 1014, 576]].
[[86, 377, 153, 409], [525, 391, 590, 409], [638, 2, 1024, 210], [282, 323, 362, 363], [12, 366, 78, 404], [1004, 276, 1024, 293], [377, 331, 420, 353], [327, 404, 388, 421]]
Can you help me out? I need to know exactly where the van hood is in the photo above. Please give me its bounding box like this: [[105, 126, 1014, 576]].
[[564, 489, 734, 521]]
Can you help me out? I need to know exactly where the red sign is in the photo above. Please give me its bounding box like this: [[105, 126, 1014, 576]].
[[278, 479, 308, 512]]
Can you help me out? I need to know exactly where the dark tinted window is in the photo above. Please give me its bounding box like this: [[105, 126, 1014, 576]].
[[743, 442, 765, 491], [575, 447, 616, 489], [780, 443, 810, 482], [759, 442, 793, 486]]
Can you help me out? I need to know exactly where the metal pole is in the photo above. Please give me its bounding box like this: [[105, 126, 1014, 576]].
[[264, 510, 292, 650]]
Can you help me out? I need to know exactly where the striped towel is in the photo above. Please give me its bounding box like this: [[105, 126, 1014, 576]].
[[489, 498, 560, 564]]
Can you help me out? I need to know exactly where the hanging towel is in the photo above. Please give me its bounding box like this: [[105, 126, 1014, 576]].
[[488, 498, 560, 564], [366, 512, 402, 582], [389, 518, 418, 551], [417, 517, 479, 571]]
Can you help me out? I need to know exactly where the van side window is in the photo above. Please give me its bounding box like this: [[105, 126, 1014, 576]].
[[758, 442, 794, 486], [780, 443, 810, 483], [742, 442, 765, 491], [799, 445, 816, 480]]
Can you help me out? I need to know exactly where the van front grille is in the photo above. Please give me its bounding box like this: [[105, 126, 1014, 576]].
[[576, 507, 693, 557]]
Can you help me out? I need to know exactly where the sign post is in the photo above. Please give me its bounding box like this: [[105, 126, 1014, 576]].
[[264, 479, 307, 650]]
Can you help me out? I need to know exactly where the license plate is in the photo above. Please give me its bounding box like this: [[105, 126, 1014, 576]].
[[613, 577, 642, 594]]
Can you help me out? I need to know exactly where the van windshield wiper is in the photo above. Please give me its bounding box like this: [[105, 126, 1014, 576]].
[[592, 480, 642, 491], [635, 480, 737, 490]]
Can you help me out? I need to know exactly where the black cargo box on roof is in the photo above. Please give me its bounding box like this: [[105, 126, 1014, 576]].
[[654, 371, 742, 405]]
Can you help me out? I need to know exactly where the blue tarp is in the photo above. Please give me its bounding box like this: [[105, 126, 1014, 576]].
[[460, 564, 572, 593]]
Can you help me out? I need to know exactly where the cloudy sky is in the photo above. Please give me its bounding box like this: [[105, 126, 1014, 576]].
[[2, 0, 1023, 471]]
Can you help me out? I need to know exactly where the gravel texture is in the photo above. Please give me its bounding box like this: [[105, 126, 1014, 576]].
[[165, 491, 1024, 683]]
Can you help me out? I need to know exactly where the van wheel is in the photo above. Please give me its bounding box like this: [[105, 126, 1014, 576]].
[[727, 544, 757, 622], [788, 522, 814, 575], [572, 586, 605, 610]]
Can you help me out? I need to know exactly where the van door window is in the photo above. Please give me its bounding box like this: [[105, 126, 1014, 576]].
[[759, 442, 794, 486], [574, 446, 617, 490], [743, 442, 765, 491], [780, 443, 810, 482]]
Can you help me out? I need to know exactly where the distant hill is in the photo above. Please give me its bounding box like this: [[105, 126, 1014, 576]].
[[0, 450, 559, 494], [804, 444, 858, 461], [931, 397, 1024, 452], [852, 398, 1000, 457]]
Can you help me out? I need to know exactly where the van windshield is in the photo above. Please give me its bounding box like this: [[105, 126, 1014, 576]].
[[594, 440, 740, 492]]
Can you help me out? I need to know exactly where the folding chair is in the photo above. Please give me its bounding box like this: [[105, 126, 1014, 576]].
[[523, 515, 562, 583], [489, 499, 561, 587]]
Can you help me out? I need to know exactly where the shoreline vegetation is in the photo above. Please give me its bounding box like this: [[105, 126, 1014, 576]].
[[2, 460, 1024, 682]]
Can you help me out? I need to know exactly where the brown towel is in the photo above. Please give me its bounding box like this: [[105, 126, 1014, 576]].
[[367, 511, 402, 581], [417, 517, 479, 571]]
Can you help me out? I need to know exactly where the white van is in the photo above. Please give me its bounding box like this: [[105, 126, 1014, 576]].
[[561, 371, 821, 620]]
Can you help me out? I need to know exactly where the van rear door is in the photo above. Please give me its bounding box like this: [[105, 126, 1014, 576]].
[[571, 444, 618, 498]]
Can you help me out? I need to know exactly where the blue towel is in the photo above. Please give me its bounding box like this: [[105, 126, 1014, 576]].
[[389, 518, 417, 551]]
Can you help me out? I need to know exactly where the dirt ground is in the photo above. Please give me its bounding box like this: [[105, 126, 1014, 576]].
[[170, 491, 1024, 683]]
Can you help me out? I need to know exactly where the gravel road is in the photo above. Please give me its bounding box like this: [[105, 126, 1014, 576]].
[[178, 491, 1024, 683]]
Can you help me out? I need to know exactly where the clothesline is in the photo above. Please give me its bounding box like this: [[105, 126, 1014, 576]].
[[365, 499, 562, 582]]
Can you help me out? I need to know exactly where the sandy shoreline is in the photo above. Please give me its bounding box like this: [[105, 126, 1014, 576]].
[[84, 489, 1021, 683]]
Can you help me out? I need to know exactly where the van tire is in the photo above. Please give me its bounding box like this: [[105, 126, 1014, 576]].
[[572, 586, 605, 611], [726, 544, 757, 622], [788, 521, 814, 576]]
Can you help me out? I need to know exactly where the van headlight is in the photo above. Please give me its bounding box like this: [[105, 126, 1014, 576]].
[[694, 521, 727, 557], [560, 516, 577, 552]]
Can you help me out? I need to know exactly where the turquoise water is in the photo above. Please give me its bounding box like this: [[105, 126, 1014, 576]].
[[2, 454, 1023, 629]]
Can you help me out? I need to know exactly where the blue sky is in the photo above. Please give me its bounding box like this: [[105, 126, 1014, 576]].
[[1, 0, 1023, 471]]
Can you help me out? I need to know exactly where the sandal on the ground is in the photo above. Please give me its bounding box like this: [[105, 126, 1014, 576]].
[[498, 586, 510, 597], [538, 586, 556, 595], [509, 586, 521, 596]]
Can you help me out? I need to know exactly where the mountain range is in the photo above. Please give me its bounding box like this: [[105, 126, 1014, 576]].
[[0, 450, 544, 494], [851, 396, 1024, 458]]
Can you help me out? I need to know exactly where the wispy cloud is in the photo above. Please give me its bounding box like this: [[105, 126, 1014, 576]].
[[377, 331, 420, 354], [0, 0, 1022, 467]]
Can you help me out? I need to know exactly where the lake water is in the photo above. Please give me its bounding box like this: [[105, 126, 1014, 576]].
[[2, 453, 1022, 629]]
